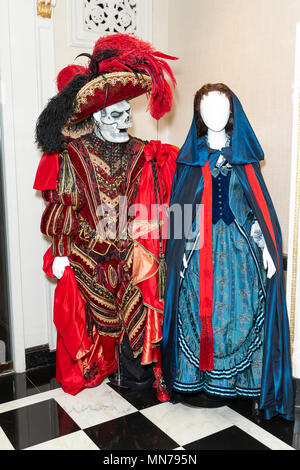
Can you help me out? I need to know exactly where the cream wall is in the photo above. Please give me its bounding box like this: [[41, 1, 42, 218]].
[[161, 0, 300, 252]]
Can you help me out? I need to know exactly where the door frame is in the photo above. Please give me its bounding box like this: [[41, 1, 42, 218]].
[[0, 0, 57, 371]]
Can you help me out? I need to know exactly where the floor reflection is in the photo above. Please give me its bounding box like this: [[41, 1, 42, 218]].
[[0, 398, 80, 449]]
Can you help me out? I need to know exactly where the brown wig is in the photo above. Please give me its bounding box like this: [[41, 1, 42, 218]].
[[194, 83, 234, 138]]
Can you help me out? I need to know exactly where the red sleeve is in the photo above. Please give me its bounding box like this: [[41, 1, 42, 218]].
[[39, 154, 86, 257], [132, 140, 178, 309], [33, 152, 59, 191]]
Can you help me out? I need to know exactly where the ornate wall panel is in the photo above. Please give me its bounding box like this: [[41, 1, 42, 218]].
[[68, 0, 152, 48]]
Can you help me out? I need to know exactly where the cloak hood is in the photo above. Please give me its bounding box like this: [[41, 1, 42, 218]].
[[176, 92, 264, 167]]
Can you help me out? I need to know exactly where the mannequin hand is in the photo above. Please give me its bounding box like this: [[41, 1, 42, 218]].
[[250, 221, 265, 249], [52, 256, 70, 279], [262, 246, 276, 279], [251, 221, 276, 279]]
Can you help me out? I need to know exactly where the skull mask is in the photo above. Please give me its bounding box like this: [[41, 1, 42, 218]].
[[93, 100, 132, 143]]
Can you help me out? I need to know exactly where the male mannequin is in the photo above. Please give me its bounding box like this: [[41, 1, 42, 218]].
[[34, 34, 178, 399]]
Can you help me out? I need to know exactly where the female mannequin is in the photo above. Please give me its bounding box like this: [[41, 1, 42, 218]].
[[162, 83, 294, 421]]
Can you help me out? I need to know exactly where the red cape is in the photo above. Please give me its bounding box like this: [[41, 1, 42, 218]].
[[43, 248, 104, 395]]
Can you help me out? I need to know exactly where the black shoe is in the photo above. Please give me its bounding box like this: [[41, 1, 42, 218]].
[[109, 334, 155, 390], [108, 371, 154, 390], [170, 391, 185, 404], [182, 391, 230, 408]]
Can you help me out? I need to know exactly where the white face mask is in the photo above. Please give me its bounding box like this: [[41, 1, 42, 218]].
[[200, 91, 230, 132], [93, 100, 133, 143]]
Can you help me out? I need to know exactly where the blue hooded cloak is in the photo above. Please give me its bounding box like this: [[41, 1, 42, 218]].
[[161, 92, 294, 421]]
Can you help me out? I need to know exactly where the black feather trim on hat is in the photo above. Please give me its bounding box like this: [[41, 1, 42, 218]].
[[35, 74, 88, 154]]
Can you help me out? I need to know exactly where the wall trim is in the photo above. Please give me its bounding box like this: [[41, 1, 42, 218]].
[[25, 345, 56, 370], [286, 22, 300, 378], [34, 3, 57, 352], [0, 0, 26, 372], [0, 0, 58, 372]]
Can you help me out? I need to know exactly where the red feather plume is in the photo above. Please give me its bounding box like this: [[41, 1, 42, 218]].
[[92, 33, 178, 120], [57, 64, 88, 92]]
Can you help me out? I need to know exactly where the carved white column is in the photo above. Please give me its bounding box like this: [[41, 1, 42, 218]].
[[0, 0, 58, 371], [34, 1, 58, 352]]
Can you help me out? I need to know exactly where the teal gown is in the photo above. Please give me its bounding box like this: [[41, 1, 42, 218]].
[[173, 163, 267, 398]]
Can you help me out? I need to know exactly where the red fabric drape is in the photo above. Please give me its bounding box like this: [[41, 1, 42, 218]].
[[33, 152, 59, 191], [199, 160, 214, 370], [43, 248, 105, 395], [132, 140, 178, 365]]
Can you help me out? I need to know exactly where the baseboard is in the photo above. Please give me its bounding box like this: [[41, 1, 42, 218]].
[[25, 344, 56, 370]]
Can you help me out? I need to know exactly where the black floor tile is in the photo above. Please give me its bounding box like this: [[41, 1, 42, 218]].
[[0, 398, 80, 449], [291, 407, 300, 450], [0, 372, 40, 404], [184, 426, 270, 451], [107, 382, 160, 410], [295, 379, 300, 407], [26, 364, 61, 392], [228, 397, 295, 447], [84, 411, 179, 450]]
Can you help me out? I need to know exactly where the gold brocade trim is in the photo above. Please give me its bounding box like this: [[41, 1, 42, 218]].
[[143, 302, 163, 315], [92, 310, 121, 326], [57, 150, 77, 199], [70, 259, 116, 308], [289, 92, 300, 356], [95, 331, 122, 339], [132, 345, 144, 359], [68, 141, 103, 231], [141, 307, 163, 365], [75, 72, 151, 112], [45, 204, 57, 238], [66, 72, 152, 125], [125, 141, 145, 192], [70, 243, 96, 270], [52, 205, 64, 239]]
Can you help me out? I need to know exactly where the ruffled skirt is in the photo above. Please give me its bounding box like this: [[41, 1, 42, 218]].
[[173, 218, 266, 397]]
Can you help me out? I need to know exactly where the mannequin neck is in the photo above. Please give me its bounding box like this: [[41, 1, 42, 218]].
[[206, 128, 228, 150]]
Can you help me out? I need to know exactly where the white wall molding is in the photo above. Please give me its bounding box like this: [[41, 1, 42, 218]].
[[0, 0, 26, 372], [68, 0, 152, 48], [0, 0, 58, 370], [34, 6, 57, 352]]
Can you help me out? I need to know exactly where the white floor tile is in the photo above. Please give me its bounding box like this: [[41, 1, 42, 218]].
[[25, 430, 100, 450], [0, 427, 14, 450], [0, 387, 65, 414], [141, 402, 231, 446], [217, 406, 295, 450], [55, 383, 137, 429]]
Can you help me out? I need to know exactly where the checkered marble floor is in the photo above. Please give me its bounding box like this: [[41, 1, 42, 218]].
[[0, 365, 299, 451]]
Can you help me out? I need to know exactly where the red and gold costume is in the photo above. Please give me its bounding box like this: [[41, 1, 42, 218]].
[[34, 33, 178, 398]]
